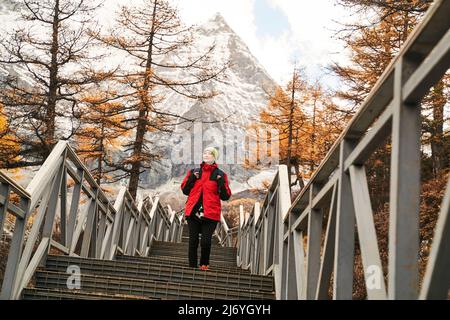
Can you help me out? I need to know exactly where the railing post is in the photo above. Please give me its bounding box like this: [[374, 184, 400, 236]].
[[60, 166, 68, 247], [252, 202, 260, 273], [39, 160, 66, 266], [333, 138, 356, 299], [237, 205, 244, 267], [285, 210, 300, 299], [275, 165, 291, 300], [0, 197, 30, 300], [108, 187, 126, 260], [306, 183, 323, 300], [315, 183, 338, 300], [80, 188, 99, 258], [0, 183, 11, 243], [67, 170, 84, 251], [388, 57, 421, 299], [293, 229, 307, 299]]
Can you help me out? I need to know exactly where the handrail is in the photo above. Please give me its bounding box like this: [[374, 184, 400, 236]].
[[215, 214, 235, 247], [239, 0, 450, 300], [0, 142, 184, 299], [0, 171, 30, 200]]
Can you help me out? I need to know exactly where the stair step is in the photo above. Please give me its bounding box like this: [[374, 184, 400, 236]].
[[34, 270, 274, 300], [150, 243, 237, 262], [116, 254, 250, 274], [146, 253, 239, 268], [152, 241, 237, 254], [148, 252, 237, 264], [149, 250, 236, 262], [181, 237, 221, 246], [22, 287, 151, 300], [45, 255, 274, 292], [148, 252, 237, 266], [181, 232, 221, 243]]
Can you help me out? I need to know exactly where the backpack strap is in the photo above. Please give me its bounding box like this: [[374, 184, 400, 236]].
[[210, 167, 224, 181]]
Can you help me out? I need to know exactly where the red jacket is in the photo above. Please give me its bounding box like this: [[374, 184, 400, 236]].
[[181, 162, 232, 221]]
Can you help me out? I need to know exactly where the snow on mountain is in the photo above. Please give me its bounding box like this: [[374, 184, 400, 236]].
[[156, 13, 276, 126], [0, 1, 37, 87], [0, 5, 279, 198], [140, 13, 279, 192]]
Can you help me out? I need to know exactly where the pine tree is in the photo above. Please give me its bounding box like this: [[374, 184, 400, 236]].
[[95, 0, 228, 198]]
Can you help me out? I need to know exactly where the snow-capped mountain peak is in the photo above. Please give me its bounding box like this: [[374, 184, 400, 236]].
[[143, 14, 278, 189]]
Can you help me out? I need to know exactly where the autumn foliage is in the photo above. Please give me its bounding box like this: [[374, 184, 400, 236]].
[[256, 70, 345, 189], [76, 91, 129, 185]]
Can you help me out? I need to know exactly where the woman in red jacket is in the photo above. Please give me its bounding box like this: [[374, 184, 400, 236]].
[[180, 147, 232, 270]]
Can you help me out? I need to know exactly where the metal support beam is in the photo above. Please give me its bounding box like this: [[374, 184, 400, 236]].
[[349, 165, 387, 299], [419, 179, 450, 300], [388, 57, 421, 300], [333, 139, 356, 300], [306, 184, 323, 300], [315, 183, 337, 300]]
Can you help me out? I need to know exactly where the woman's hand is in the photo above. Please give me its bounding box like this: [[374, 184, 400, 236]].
[[192, 168, 201, 179]]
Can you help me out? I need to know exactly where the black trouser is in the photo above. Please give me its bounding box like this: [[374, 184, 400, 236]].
[[187, 215, 218, 267]]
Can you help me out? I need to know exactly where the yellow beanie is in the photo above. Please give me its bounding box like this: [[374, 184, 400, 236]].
[[204, 147, 219, 160]]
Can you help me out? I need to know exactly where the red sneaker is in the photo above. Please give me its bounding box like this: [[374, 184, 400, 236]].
[[199, 265, 209, 271]]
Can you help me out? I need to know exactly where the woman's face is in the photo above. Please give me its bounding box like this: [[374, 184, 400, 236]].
[[202, 150, 214, 163]]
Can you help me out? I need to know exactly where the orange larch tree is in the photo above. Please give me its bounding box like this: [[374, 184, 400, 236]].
[[94, 0, 229, 198], [76, 90, 129, 186]]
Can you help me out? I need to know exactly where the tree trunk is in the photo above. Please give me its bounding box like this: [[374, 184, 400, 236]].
[[286, 70, 296, 192], [128, 0, 158, 199], [128, 107, 147, 198], [97, 121, 105, 185], [46, 0, 60, 157], [311, 95, 317, 173], [293, 159, 305, 190], [430, 80, 447, 177]]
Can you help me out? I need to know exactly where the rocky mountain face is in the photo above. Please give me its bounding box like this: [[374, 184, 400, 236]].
[[140, 13, 278, 191], [0, 5, 279, 198]]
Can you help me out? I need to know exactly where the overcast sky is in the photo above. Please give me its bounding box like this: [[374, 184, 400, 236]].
[[100, 0, 351, 87]]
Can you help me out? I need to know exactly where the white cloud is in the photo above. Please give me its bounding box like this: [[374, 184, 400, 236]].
[[99, 0, 349, 86], [171, 0, 350, 85], [171, 0, 295, 84], [268, 0, 350, 84]]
